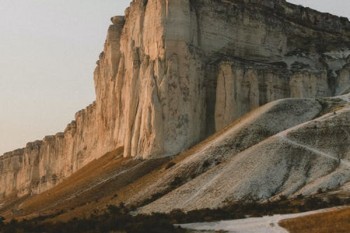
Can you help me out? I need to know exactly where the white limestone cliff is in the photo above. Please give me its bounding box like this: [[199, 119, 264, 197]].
[[1, 0, 350, 201]]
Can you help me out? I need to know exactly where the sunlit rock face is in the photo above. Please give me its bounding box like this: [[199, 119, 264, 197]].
[[95, 0, 350, 158], [1, 0, 350, 200]]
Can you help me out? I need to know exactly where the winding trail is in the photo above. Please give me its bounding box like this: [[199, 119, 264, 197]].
[[277, 135, 350, 168]]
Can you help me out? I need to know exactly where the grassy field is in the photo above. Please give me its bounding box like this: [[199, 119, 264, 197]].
[[280, 206, 350, 233]]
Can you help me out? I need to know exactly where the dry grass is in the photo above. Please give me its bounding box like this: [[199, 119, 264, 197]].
[[52, 157, 169, 222], [280, 207, 350, 233], [1, 101, 322, 222], [0, 99, 275, 222], [2, 147, 169, 222], [36, 157, 173, 221], [18, 148, 125, 213]]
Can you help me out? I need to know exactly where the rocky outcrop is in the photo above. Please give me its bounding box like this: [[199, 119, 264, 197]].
[[1, 0, 350, 200]]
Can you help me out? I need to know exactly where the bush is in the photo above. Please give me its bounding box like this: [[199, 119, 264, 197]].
[[0, 216, 5, 226], [170, 177, 183, 187], [165, 162, 176, 169]]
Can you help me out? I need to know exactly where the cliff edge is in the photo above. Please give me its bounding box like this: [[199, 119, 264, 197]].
[[1, 0, 350, 203]]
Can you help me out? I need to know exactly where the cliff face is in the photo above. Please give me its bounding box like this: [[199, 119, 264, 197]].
[[96, 0, 350, 158], [0, 104, 99, 198], [1, 0, 350, 200]]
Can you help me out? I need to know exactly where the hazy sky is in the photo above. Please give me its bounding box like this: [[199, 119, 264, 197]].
[[0, 1, 349, 155], [0, 0, 131, 155]]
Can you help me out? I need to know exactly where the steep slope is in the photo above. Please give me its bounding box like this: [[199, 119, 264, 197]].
[[3, 95, 350, 220], [137, 95, 350, 213], [0, 148, 169, 221], [1, 0, 350, 213], [127, 98, 322, 206]]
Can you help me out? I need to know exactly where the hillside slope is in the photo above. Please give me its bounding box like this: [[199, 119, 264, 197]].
[[2, 0, 350, 203], [2, 95, 350, 220], [280, 206, 350, 233], [137, 95, 350, 213]]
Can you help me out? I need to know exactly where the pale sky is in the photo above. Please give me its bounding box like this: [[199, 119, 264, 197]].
[[0, 1, 349, 155]]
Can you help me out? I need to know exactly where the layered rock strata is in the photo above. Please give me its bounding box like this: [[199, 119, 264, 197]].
[[1, 0, 350, 200]]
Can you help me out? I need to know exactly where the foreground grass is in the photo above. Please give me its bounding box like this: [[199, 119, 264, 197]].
[[1, 195, 350, 233], [280, 207, 350, 233], [0, 204, 185, 233]]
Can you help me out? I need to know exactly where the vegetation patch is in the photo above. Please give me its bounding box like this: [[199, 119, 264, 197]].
[[1, 195, 350, 233]]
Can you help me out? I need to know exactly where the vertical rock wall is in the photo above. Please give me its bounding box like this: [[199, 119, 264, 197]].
[[214, 61, 334, 131], [1, 0, 350, 200], [0, 103, 99, 198]]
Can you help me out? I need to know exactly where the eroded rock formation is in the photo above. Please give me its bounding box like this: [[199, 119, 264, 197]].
[[1, 0, 350, 201]]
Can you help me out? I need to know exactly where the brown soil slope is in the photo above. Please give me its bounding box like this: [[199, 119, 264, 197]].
[[0, 147, 169, 221], [280, 206, 350, 233]]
